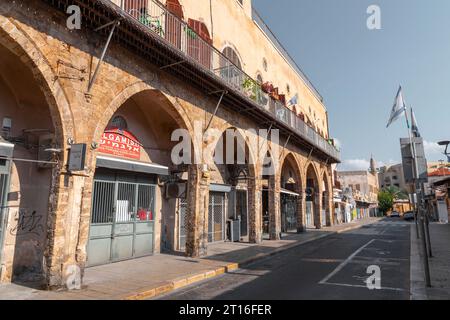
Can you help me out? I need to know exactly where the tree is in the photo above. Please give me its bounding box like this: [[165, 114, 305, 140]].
[[378, 190, 394, 215], [384, 186, 409, 200]]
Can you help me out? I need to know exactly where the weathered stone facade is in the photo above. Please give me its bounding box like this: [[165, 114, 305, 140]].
[[0, 0, 337, 289]]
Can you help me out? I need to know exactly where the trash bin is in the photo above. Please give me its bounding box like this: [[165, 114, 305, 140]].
[[227, 219, 241, 242]]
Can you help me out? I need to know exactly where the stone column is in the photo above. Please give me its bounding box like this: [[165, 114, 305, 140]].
[[185, 164, 210, 258], [297, 191, 306, 232], [268, 174, 281, 240], [248, 175, 263, 244], [324, 191, 332, 227], [314, 191, 322, 229]]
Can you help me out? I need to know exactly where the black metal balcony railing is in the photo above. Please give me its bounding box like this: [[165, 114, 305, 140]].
[[109, 0, 340, 160]]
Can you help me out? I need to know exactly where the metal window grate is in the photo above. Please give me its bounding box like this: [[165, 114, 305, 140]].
[[208, 192, 225, 242], [178, 197, 188, 250]]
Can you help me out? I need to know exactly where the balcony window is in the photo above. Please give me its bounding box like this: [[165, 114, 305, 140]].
[[187, 19, 212, 69], [221, 46, 242, 89]]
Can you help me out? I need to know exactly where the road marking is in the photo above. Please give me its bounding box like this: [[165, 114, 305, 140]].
[[321, 281, 405, 292], [319, 239, 376, 285]]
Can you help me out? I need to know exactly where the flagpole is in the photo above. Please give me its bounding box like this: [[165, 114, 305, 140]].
[[405, 105, 431, 287]]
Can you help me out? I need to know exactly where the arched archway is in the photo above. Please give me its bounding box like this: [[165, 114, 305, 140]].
[[305, 163, 322, 229], [0, 20, 73, 286], [208, 126, 260, 243], [279, 153, 303, 233], [84, 87, 198, 266]]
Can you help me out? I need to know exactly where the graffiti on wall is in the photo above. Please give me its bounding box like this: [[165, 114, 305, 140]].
[[10, 209, 45, 237]]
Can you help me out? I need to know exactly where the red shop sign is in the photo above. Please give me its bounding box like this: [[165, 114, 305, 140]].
[[99, 128, 141, 160]]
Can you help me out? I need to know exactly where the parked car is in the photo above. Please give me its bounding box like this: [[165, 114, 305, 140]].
[[390, 211, 400, 218], [403, 211, 415, 221]]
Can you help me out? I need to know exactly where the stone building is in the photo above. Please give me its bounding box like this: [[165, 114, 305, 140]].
[[337, 157, 378, 219], [378, 163, 407, 192], [0, 0, 340, 288]]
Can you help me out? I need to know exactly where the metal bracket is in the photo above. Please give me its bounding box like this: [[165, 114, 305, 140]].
[[87, 20, 120, 93], [160, 60, 186, 70], [279, 134, 292, 161], [205, 90, 227, 132]]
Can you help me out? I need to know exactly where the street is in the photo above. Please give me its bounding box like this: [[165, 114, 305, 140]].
[[159, 219, 411, 300]]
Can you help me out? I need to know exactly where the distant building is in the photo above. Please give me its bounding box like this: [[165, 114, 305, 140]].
[[337, 156, 379, 219], [378, 163, 407, 191]]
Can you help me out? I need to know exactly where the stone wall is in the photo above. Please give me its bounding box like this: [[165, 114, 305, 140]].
[[0, 0, 334, 288]]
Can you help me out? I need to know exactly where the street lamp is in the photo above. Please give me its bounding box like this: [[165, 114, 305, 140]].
[[438, 141, 450, 162]]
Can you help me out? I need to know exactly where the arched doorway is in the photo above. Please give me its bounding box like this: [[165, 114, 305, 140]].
[[305, 164, 321, 229], [209, 127, 256, 243], [87, 90, 193, 266], [279, 154, 302, 233], [0, 42, 61, 283]]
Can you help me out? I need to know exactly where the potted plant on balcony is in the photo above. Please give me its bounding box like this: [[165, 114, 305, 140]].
[[261, 82, 273, 94], [242, 78, 258, 101], [270, 87, 280, 100]]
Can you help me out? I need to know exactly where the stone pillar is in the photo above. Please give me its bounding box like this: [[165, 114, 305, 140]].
[[324, 191, 332, 227], [268, 174, 281, 240], [297, 191, 306, 232], [248, 175, 263, 244], [185, 164, 210, 257], [314, 191, 322, 229]]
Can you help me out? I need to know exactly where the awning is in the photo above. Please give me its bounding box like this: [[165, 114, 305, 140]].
[[209, 184, 232, 193], [96, 155, 169, 176], [0, 139, 14, 158]]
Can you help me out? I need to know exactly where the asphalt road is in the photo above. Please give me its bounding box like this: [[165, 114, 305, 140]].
[[159, 218, 411, 300]]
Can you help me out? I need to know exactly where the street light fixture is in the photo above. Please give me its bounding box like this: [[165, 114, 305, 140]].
[[438, 141, 450, 162]]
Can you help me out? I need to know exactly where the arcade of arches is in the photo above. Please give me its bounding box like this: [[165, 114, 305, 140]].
[[0, 3, 334, 289]]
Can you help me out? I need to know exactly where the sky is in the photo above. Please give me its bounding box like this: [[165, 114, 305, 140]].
[[252, 0, 450, 171]]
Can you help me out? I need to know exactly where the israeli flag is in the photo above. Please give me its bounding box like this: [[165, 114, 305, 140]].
[[411, 107, 421, 138], [386, 86, 407, 128], [288, 93, 298, 106]]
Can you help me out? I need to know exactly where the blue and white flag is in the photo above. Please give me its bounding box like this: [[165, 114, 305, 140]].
[[287, 93, 298, 106], [411, 107, 421, 137], [386, 86, 407, 128]]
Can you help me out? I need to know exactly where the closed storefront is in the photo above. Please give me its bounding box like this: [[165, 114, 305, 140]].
[[87, 157, 167, 267], [208, 191, 226, 243], [280, 191, 298, 233]]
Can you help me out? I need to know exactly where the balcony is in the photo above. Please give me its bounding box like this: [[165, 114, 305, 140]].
[[42, 0, 340, 162]]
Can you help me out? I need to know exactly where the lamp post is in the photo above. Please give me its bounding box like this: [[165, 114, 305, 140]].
[[438, 141, 450, 163]]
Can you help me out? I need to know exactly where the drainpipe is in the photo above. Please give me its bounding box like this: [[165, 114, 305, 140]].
[[209, 0, 214, 41]]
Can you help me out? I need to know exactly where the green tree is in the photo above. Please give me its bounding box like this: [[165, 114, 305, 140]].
[[378, 190, 394, 215], [384, 186, 409, 200]]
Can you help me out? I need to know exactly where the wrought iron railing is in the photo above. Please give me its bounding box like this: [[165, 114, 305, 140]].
[[109, 0, 340, 160]]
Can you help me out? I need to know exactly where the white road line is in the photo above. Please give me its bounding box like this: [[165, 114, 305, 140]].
[[321, 282, 405, 292], [319, 239, 376, 284]]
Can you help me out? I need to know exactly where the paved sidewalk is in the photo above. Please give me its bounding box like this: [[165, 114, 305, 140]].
[[0, 218, 379, 300], [410, 223, 450, 300]]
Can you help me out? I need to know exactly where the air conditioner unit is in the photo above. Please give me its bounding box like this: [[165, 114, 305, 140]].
[[37, 134, 55, 168], [165, 181, 187, 199]]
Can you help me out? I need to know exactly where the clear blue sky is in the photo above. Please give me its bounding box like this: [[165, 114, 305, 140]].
[[253, 0, 450, 170]]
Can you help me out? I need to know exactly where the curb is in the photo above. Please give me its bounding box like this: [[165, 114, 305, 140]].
[[123, 220, 377, 300]]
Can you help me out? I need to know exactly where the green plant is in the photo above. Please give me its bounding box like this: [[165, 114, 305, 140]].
[[242, 78, 258, 101], [378, 190, 394, 214]]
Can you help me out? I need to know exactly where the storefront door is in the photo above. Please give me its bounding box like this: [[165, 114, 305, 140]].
[[87, 178, 156, 266], [281, 193, 298, 232], [208, 192, 226, 243], [235, 190, 248, 238], [178, 197, 188, 251], [306, 201, 314, 228], [0, 145, 12, 267]]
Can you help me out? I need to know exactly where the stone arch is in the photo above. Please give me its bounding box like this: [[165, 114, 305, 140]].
[[77, 82, 199, 264], [279, 152, 304, 233], [0, 16, 74, 153], [0, 17, 75, 286], [305, 162, 322, 229], [91, 82, 197, 168]]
